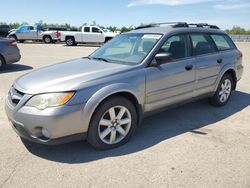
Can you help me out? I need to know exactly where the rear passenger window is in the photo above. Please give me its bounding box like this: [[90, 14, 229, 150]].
[[211, 35, 232, 51], [159, 35, 188, 60], [190, 34, 216, 56], [84, 27, 90, 32]]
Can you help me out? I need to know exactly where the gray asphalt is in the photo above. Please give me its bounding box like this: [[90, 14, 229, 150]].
[[0, 42, 249, 188]]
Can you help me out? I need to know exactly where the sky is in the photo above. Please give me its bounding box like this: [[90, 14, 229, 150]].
[[0, 0, 250, 29]]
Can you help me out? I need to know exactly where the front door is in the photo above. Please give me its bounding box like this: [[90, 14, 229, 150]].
[[145, 34, 195, 112]]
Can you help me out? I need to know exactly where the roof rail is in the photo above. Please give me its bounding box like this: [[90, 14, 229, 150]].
[[188, 23, 220, 29], [135, 22, 219, 30], [135, 22, 187, 30]]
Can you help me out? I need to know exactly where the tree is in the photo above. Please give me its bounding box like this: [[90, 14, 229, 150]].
[[225, 26, 250, 35]]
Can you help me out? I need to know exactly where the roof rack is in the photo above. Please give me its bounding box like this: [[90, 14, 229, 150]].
[[135, 22, 219, 30], [187, 23, 220, 29], [135, 22, 187, 30]]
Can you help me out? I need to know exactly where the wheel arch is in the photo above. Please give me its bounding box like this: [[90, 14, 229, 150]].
[[215, 66, 237, 91], [83, 85, 144, 132], [224, 69, 237, 90]]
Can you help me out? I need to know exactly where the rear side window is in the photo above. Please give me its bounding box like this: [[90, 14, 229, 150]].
[[211, 34, 232, 51], [84, 27, 90, 32], [190, 34, 216, 56]]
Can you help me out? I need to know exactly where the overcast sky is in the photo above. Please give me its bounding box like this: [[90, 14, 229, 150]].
[[1, 0, 249, 29]]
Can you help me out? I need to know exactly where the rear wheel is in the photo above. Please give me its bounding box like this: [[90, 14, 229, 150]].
[[43, 36, 52, 44], [66, 37, 76, 46], [87, 96, 138, 150], [210, 74, 233, 106]]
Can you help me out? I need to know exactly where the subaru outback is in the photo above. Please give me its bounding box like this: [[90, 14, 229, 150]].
[[5, 22, 243, 149]]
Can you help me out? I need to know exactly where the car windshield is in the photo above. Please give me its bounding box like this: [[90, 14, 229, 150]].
[[89, 33, 162, 65]]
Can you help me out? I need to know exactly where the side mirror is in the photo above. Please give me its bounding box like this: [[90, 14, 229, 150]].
[[154, 52, 172, 64]]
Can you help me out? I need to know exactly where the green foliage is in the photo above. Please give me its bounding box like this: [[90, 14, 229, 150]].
[[225, 26, 250, 35]]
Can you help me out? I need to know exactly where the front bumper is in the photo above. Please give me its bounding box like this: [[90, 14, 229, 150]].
[[5, 90, 87, 145]]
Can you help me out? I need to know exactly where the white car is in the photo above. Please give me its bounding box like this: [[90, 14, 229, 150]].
[[60, 26, 118, 46]]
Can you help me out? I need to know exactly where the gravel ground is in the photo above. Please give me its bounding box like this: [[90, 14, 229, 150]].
[[0, 42, 249, 188]]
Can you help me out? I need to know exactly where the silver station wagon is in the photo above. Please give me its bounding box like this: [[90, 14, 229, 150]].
[[5, 22, 243, 149]]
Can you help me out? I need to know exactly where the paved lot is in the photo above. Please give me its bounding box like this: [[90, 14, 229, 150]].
[[0, 43, 250, 188]]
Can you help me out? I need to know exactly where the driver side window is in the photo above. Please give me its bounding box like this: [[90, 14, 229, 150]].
[[159, 35, 188, 61]]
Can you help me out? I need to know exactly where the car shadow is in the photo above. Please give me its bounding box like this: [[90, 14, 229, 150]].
[[22, 91, 250, 164], [0, 64, 33, 73]]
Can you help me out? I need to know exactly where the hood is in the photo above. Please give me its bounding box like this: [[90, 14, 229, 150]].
[[14, 58, 133, 94]]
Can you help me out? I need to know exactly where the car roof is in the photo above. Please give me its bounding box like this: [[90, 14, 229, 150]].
[[128, 25, 226, 36]]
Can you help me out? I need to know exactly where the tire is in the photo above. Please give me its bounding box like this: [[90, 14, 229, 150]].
[[0, 55, 6, 69], [210, 74, 233, 107], [66, 37, 76, 46], [87, 96, 138, 150], [43, 36, 52, 44], [104, 37, 112, 43]]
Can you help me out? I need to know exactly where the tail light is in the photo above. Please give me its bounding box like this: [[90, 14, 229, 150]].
[[56, 31, 61, 38], [239, 50, 243, 58], [8, 41, 17, 46]]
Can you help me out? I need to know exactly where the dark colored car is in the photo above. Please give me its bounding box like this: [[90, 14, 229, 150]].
[[0, 38, 21, 69], [0, 25, 11, 37]]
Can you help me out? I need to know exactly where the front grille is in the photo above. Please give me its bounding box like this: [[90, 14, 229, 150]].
[[9, 87, 25, 106]]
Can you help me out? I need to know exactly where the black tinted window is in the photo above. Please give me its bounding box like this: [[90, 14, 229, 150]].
[[92, 27, 101, 33], [211, 35, 232, 51], [84, 27, 90, 32], [190, 34, 216, 56], [159, 35, 188, 60], [28, 26, 34, 30]]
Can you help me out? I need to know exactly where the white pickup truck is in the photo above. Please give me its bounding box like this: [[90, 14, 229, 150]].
[[60, 26, 118, 46]]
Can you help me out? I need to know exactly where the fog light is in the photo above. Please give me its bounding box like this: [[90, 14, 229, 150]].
[[41, 128, 50, 138]]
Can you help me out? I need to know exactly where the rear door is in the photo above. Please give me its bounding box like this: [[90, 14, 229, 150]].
[[145, 34, 195, 112], [190, 33, 222, 96]]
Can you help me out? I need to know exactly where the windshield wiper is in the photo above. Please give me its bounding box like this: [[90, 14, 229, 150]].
[[91, 57, 110, 62]]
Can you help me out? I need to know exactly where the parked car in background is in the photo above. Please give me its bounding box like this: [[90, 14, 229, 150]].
[[0, 24, 11, 37], [60, 26, 118, 46], [7, 25, 61, 44], [5, 22, 243, 149], [0, 38, 21, 69]]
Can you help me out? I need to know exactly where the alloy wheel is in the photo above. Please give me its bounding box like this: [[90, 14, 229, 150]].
[[219, 78, 232, 103], [98, 106, 132, 145]]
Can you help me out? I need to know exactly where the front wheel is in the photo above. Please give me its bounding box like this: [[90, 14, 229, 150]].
[[210, 74, 233, 106], [43, 36, 52, 44], [87, 96, 138, 150]]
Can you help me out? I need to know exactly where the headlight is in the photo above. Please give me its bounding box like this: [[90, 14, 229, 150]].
[[25, 92, 74, 110]]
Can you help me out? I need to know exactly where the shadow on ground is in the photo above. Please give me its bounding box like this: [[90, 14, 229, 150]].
[[23, 91, 250, 163], [0, 64, 33, 73]]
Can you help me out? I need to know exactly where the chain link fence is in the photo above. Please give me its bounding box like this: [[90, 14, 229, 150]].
[[230, 35, 250, 42]]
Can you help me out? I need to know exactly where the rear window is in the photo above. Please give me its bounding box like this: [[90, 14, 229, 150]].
[[190, 34, 216, 56], [211, 34, 233, 51]]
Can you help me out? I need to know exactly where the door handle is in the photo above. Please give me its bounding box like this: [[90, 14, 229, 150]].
[[217, 59, 223, 64], [185, 64, 193, 71]]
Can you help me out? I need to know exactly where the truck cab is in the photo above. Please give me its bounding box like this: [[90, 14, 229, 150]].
[[61, 26, 118, 46]]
